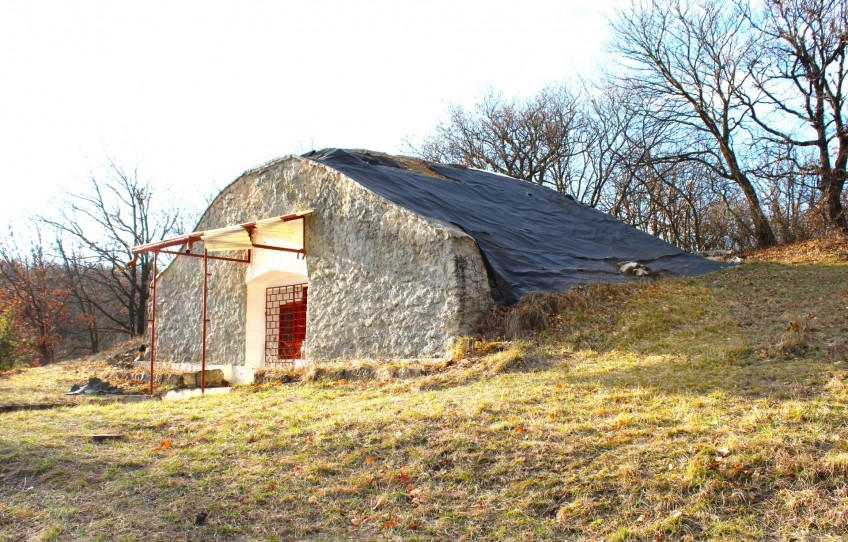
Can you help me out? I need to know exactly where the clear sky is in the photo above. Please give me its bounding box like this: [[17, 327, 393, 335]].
[[0, 0, 623, 228]]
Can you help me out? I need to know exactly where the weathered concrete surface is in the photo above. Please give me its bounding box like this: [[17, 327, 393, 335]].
[[161, 387, 232, 402], [152, 157, 492, 367]]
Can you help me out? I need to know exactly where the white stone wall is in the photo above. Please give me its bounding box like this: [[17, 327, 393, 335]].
[[152, 157, 492, 366]]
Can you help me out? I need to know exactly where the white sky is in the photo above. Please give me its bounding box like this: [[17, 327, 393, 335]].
[[0, 0, 624, 228]]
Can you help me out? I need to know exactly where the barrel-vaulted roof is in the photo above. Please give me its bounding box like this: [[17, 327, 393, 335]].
[[305, 148, 725, 304]]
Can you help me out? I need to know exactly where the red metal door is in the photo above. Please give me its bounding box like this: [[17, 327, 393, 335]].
[[278, 287, 307, 359], [265, 284, 308, 366]]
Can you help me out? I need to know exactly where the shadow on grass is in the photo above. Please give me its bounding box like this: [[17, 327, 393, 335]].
[[0, 430, 317, 541]]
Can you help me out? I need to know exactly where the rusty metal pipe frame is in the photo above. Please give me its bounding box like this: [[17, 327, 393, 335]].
[[159, 249, 250, 264], [202, 249, 209, 394], [127, 215, 308, 267], [249, 244, 305, 256], [137, 215, 309, 394], [127, 234, 204, 266], [128, 213, 308, 267], [149, 253, 158, 396]]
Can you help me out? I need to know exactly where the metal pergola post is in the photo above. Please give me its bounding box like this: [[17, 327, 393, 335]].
[[201, 249, 209, 394], [149, 252, 158, 396]]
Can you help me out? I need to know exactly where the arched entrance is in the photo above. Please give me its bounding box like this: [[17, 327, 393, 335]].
[[245, 247, 308, 369], [264, 282, 308, 363]]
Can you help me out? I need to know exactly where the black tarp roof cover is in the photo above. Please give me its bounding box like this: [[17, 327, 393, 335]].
[[305, 149, 726, 304]]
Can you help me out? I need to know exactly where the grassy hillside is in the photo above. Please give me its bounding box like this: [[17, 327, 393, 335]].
[[1, 238, 847, 541]]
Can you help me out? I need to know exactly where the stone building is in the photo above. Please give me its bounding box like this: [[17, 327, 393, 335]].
[[133, 149, 722, 382]]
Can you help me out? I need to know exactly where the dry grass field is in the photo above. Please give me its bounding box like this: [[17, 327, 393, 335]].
[[1, 238, 847, 541]]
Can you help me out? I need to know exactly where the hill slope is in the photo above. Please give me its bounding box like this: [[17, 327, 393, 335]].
[[1, 239, 847, 541]]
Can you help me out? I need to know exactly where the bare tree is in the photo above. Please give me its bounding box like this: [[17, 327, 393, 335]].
[[580, 85, 642, 208], [412, 85, 591, 199], [414, 78, 745, 250], [55, 240, 105, 354], [42, 161, 183, 338], [742, 0, 848, 232], [576, 82, 737, 251], [610, 0, 778, 247]]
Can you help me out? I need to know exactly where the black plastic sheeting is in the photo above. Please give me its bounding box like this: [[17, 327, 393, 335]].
[[305, 149, 726, 305]]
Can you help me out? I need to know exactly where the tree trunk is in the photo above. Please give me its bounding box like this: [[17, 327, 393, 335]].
[[128, 264, 138, 337], [721, 143, 778, 248], [36, 336, 53, 365], [738, 179, 777, 248], [136, 270, 148, 336], [822, 170, 848, 233]]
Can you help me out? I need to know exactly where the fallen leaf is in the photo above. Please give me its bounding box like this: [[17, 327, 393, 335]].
[[160, 439, 172, 449], [408, 523, 419, 530], [248, 435, 257, 443], [350, 518, 361, 526], [383, 520, 398, 527], [365, 456, 377, 463], [556, 383, 563, 389]]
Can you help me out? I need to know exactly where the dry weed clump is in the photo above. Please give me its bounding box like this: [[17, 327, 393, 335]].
[[483, 284, 628, 340], [451, 336, 507, 360], [778, 320, 810, 356], [485, 342, 529, 373]]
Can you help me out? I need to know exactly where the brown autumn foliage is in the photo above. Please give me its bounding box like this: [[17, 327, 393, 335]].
[[0, 231, 71, 366]]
